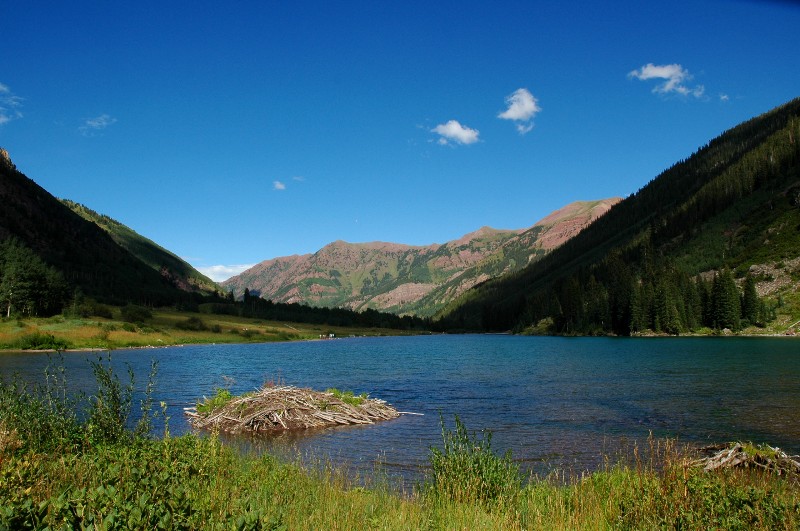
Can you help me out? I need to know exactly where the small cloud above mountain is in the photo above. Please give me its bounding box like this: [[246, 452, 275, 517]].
[[628, 63, 705, 98], [498, 88, 540, 134]]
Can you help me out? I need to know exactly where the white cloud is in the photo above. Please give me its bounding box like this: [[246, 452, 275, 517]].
[[0, 82, 23, 125], [197, 264, 255, 283], [719, 93, 730, 102], [498, 88, 540, 134], [628, 63, 705, 98], [273, 180, 286, 190], [80, 113, 117, 136], [292, 175, 305, 182], [431, 119, 480, 145]]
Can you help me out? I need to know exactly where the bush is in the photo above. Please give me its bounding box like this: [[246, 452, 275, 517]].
[[427, 415, 520, 508], [239, 329, 261, 339], [9, 332, 69, 351], [175, 316, 208, 331], [91, 303, 114, 319], [0, 359, 81, 453], [120, 305, 152, 323]]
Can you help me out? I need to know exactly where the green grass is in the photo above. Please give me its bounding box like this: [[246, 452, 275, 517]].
[[196, 388, 233, 414], [325, 388, 368, 406], [1, 358, 798, 529], [0, 308, 418, 351]]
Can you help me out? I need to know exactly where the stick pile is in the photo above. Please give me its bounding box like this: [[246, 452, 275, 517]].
[[693, 442, 800, 479], [185, 385, 400, 434]]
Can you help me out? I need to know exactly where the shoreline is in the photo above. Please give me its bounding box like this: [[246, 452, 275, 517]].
[[2, 329, 797, 356]]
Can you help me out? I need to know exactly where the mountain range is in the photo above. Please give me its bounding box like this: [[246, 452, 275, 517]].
[[222, 198, 620, 317], [1, 96, 798, 335]]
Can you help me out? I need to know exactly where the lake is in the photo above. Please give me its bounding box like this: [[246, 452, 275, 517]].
[[1, 335, 798, 485]]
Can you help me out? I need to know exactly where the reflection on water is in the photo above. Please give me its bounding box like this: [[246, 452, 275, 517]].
[[1, 335, 798, 485]]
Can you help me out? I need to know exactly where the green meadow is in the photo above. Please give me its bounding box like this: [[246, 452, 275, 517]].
[[0, 308, 414, 352]]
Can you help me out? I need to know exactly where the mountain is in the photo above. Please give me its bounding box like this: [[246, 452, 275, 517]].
[[0, 148, 204, 308], [223, 198, 620, 316], [440, 97, 800, 335], [61, 199, 218, 295]]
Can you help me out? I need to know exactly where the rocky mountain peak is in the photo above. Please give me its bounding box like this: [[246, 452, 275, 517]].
[[0, 147, 14, 169]]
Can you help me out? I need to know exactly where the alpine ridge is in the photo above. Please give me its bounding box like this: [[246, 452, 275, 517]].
[[223, 198, 620, 316]]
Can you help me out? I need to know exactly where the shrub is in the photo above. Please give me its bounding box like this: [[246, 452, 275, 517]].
[[239, 329, 261, 339], [0, 358, 81, 453], [427, 415, 520, 508], [10, 332, 69, 351], [175, 316, 208, 331], [120, 305, 152, 323], [91, 303, 114, 319]]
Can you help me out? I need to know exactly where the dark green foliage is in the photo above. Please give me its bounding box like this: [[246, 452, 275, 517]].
[[198, 298, 428, 331], [742, 274, 760, 326], [64, 291, 115, 319], [0, 437, 215, 530], [120, 304, 152, 323], [175, 316, 208, 331], [711, 269, 741, 330], [0, 238, 68, 317], [0, 157, 203, 308], [6, 332, 69, 351], [428, 416, 520, 508], [62, 199, 218, 296]]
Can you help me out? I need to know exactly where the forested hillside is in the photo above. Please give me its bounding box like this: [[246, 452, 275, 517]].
[[439, 97, 800, 335], [0, 149, 200, 312], [62, 199, 218, 295]]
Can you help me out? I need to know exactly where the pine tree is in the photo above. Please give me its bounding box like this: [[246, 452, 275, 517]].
[[711, 269, 741, 331], [741, 274, 760, 326]]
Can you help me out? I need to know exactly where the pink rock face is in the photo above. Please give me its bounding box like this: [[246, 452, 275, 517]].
[[222, 198, 622, 315], [533, 199, 621, 250]]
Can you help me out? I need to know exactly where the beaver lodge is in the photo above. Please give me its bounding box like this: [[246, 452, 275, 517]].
[[184, 385, 401, 434]]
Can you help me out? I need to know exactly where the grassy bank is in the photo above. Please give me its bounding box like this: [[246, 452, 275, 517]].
[[1, 359, 798, 529], [0, 309, 417, 351]]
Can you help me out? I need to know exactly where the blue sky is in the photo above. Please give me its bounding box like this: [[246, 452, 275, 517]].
[[2, 1, 798, 282]]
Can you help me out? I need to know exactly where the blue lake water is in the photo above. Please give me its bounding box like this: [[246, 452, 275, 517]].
[[1, 335, 798, 484]]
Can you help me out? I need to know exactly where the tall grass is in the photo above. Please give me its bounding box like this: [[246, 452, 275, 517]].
[[1, 360, 798, 529], [427, 415, 521, 510]]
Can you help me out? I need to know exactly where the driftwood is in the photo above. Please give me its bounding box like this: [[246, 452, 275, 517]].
[[184, 385, 401, 434], [692, 442, 800, 480]]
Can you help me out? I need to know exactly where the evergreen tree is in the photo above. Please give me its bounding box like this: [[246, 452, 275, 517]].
[[0, 238, 68, 317], [741, 274, 760, 326], [711, 269, 741, 330]]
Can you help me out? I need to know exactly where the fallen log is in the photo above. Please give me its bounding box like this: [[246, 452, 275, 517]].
[[692, 442, 800, 480]]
